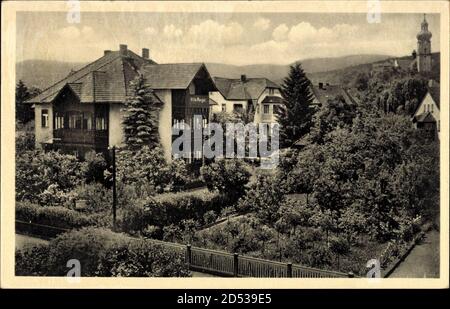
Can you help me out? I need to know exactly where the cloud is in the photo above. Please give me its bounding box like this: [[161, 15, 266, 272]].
[[163, 24, 183, 38], [253, 17, 271, 31], [186, 20, 243, 45], [287, 22, 358, 44], [272, 24, 289, 41], [144, 27, 158, 36]]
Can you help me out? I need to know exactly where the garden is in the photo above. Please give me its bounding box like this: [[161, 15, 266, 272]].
[[14, 65, 439, 277]]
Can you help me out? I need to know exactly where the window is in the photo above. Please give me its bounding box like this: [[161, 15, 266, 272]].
[[431, 104, 434, 113], [438, 120, 440, 132], [263, 104, 270, 114], [69, 112, 82, 129], [233, 104, 244, 113], [222, 104, 226, 112], [83, 112, 93, 130], [41, 109, 49, 128], [55, 113, 64, 129], [96, 116, 107, 130], [269, 88, 275, 95]]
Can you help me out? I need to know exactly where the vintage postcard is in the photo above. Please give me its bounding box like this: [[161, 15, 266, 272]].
[[1, 0, 448, 289]]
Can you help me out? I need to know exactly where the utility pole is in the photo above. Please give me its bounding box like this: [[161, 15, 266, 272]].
[[112, 145, 117, 230]]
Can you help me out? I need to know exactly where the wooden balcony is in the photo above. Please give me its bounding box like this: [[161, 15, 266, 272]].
[[53, 129, 108, 149]]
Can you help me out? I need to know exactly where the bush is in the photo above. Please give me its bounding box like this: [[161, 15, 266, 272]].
[[115, 146, 189, 195], [16, 121, 35, 155], [70, 183, 112, 213], [16, 202, 94, 229], [16, 227, 191, 277], [120, 190, 228, 234], [15, 244, 50, 276], [203, 210, 218, 225], [237, 175, 285, 223], [84, 151, 108, 185], [200, 158, 251, 203], [46, 228, 129, 276], [96, 240, 190, 277], [16, 150, 88, 203]]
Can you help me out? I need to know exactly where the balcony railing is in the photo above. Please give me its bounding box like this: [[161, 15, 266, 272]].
[[53, 129, 108, 147]]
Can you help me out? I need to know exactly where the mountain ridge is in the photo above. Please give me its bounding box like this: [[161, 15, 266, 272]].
[[17, 54, 393, 90]]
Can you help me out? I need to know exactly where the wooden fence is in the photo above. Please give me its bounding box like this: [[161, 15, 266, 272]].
[[16, 221, 354, 278], [149, 239, 353, 278]]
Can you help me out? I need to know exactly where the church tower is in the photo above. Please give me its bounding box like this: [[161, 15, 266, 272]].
[[416, 14, 432, 73]]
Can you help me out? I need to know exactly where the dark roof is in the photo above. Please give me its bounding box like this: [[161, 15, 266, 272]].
[[414, 112, 437, 123], [27, 49, 156, 103], [428, 86, 440, 108], [140, 63, 211, 89], [311, 84, 355, 106], [261, 96, 284, 104], [213, 77, 280, 100], [27, 48, 216, 104]]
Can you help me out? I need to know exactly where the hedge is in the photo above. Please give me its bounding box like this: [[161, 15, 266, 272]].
[[16, 202, 94, 229], [15, 227, 191, 277], [120, 190, 233, 233]]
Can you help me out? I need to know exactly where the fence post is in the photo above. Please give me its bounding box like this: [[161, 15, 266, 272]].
[[348, 271, 354, 278], [287, 263, 292, 278], [233, 253, 239, 277], [186, 244, 192, 266]]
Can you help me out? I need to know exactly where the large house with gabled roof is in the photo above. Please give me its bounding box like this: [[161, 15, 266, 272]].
[[209, 75, 284, 126], [26, 44, 217, 161]]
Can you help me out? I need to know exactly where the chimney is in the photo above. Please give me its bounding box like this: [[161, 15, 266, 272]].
[[104, 50, 112, 56], [241, 74, 247, 82], [142, 48, 149, 59], [119, 44, 128, 56], [319, 82, 323, 89]]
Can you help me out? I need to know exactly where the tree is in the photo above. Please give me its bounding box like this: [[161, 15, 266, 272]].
[[276, 63, 315, 148], [237, 175, 285, 224], [309, 94, 358, 144], [354, 72, 369, 91], [200, 158, 251, 204], [122, 74, 163, 150], [16, 80, 40, 123]]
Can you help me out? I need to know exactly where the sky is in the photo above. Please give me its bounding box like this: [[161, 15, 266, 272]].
[[16, 12, 440, 65]]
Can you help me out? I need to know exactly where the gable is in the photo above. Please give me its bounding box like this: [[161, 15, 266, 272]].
[[413, 88, 440, 117]]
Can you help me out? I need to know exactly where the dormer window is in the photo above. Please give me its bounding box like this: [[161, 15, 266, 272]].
[[269, 88, 275, 95]]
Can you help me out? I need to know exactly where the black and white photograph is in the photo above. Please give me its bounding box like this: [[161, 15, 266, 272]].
[[1, 0, 448, 289]]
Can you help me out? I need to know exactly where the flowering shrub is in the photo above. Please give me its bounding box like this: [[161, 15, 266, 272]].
[[16, 150, 88, 204], [115, 146, 188, 195]]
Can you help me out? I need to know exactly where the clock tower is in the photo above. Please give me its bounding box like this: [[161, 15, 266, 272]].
[[416, 14, 432, 73]]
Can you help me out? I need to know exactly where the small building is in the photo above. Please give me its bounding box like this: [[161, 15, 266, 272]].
[[411, 80, 440, 139], [26, 44, 217, 162], [310, 82, 358, 106], [209, 75, 284, 126]]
